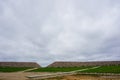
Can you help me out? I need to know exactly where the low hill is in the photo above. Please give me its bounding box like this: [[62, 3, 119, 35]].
[[0, 62, 41, 68], [47, 61, 120, 67]]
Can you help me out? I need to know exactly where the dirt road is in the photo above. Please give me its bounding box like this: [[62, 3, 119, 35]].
[[0, 72, 49, 80], [0, 72, 120, 80]]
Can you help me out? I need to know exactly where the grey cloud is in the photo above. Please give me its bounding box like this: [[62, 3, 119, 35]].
[[0, 0, 120, 66]]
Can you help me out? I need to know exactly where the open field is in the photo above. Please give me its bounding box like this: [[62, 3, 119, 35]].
[[0, 67, 32, 72], [29, 65, 120, 73], [80, 65, 120, 73], [0, 66, 120, 80], [26, 66, 120, 79], [0, 66, 120, 73], [29, 66, 92, 72]]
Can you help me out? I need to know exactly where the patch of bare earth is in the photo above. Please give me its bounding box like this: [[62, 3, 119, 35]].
[[0, 72, 120, 80], [48, 75, 120, 80], [0, 72, 49, 80]]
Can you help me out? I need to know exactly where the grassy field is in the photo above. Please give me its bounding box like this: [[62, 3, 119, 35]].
[[0, 65, 120, 73], [29, 66, 92, 72], [29, 65, 120, 73], [0, 67, 32, 72], [80, 65, 120, 73]]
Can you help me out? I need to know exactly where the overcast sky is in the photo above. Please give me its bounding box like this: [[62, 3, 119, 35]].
[[0, 0, 120, 67]]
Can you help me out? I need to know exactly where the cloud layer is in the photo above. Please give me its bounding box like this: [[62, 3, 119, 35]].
[[0, 0, 120, 66]]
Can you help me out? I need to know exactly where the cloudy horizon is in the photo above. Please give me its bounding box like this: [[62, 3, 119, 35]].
[[0, 0, 120, 67]]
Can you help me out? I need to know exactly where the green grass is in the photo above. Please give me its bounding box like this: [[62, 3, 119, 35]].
[[0, 67, 32, 72], [29, 66, 92, 72], [80, 65, 120, 73], [30, 65, 120, 73], [1, 65, 119, 73]]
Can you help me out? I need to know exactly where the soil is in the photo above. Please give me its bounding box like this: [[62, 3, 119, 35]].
[[0, 72, 120, 80], [62, 75, 120, 80], [45, 74, 120, 80], [0, 72, 49, 80]]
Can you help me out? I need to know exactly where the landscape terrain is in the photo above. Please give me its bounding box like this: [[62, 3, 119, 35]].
[[0, 61, 120, 80]]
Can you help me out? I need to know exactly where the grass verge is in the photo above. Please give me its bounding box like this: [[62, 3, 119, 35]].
[[79, 65, 120, 73], [0, 67, 32, 72], [29, 66, 92, 72]]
